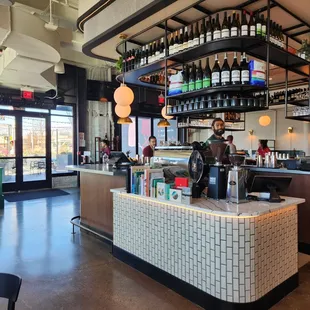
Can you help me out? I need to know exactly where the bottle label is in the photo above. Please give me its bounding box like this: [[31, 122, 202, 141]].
[[212, 72, 220, 84], [221, 71, 230, 83], [183, 42, 188, 49], [141, 59, 144, 66], [241, 25, 248, 36], [169, 46, 174, 55], [232, 70, 240, 82], [182, 83, 189, 93], [193, 38, 199, 46], [262, 25, 266, 37], [256, 23, 262, 35], [213, 30, 221, 40], [196, 79, 202, 90], [188, 40, 193, 48], [189, 80, 195, 91], [221, 29, 229, 38], [250, 25, 255, 36], [231, 27, 238, 37], [203, 77, 211, 88], [199, 34, 205, 44], [241, 70, 250, 82]]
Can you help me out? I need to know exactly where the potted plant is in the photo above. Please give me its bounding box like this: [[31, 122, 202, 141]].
[[115, 56, 123, 73]]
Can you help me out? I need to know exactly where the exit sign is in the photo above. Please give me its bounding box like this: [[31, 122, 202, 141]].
[[21, 87, 34, 100]]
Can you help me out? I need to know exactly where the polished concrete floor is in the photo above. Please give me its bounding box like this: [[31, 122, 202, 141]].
[[0, 189, 309, 310]]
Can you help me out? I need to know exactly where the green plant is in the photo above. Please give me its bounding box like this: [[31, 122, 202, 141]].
[[298, 39, 310, 60], [115, 56, 123, 73]]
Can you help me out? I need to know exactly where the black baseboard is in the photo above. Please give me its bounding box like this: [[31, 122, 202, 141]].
[[298, 242, 310, 255], [80, 221, 113, 246], [113, 246, 298, 310]]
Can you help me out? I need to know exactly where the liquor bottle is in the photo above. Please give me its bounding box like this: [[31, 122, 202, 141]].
[[249, 12, 255, 37], [236, 13, 241, 36], [231, 12, 238, 37], [241, 52, 250, 85], [160, 38, 165, 59], [179, 28, 184, 52], [193, 22, 200, 46], [203, 57, 211, 88], [211, 54, 221, 87], [188, 24, 194, 48], [174, 31, 180, 53], [261, 15, 266, 38], [183, 26, 189, 50], [213, 13, 221, 40], [241, 10, 248, 36], [145, 45, 149, 65], [231, 52, 240, 85], [135, 48, 140, 69], [280, 25, 285, 48], [276, 24, 281, 47], [200, 18, 206, 44], [196, 60, 203, 90], [206, 17, 212, 42], [221, 52, 231, 86], [228, 15, 232, 36], [182, 65, 189, 93], [256, 13, 262, 37], [149, 43, 153, 63], [155, 40, 160, 61], [169, 33, 174, 56], [269, 20, 275, 44], [140, 46, 145, 66], [131, 49, 135, 70], [221, 12, 229, 38], [189, 62, 196, 91]]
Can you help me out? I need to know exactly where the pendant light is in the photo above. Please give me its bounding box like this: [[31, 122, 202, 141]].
[[157, 119, 171, 127], [117, 117, 133, 124]]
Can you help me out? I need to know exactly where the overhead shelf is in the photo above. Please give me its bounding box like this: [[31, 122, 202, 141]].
[[167, 85, 266, 100], [286, 115, 310, 121]]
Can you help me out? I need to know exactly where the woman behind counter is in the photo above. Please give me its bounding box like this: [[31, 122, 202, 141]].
[[101, 139, 111, 157], [257, 139, 271, 157]]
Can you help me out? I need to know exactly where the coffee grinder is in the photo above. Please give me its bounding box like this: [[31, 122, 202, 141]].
[[226, 154, 247, 203], [207, 142, 228, 200]]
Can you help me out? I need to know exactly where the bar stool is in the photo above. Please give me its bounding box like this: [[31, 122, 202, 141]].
[[0, 273, 22, 310]]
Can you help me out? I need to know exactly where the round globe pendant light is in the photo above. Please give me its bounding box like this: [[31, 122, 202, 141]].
[[115, 104, 131, 118], [259, 115, 271, 127], [161, 106, 173, 120], [114, 83, 134, 106]]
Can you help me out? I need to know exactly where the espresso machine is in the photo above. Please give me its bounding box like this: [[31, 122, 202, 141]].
[[226, 154, 247, 203], [207, 142, 228, 200]]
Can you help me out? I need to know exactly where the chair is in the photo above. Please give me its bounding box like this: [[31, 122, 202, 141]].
[[0, 273, 22, 310]]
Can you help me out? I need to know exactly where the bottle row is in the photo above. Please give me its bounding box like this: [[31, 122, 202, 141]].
[[167, 94, 266, 114], [270, 87, 310, 103], [123, 10, 286, 72]]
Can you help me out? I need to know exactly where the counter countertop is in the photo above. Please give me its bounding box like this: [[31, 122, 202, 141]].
[[111, 188, 305, 217], [66, 164, 128, 176], [246, 166, 310, 175]]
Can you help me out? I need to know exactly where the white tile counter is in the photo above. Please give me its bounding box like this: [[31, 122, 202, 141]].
[[112, 190, 304, 309]]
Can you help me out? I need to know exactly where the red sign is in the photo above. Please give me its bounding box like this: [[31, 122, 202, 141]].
[[21, 90, 34, 100]]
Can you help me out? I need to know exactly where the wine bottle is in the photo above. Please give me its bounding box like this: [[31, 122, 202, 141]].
[[269, 20, 275, 44], [140, 46, 145, 66], [179, 28, 184, 52], [221, 12, 229, 38], [189, 24, 194, 48], [256, 13, 262, 37], [203, 57, 211, 88], [200, 18, 205, 44], [182, 65, 189, 93], [131, 49, 135, 70], [261, 15, 266, 39], [280, 25, 284, 48], [155, 40, 160, 61], [135, 48, 140, 69], [236, 13, 241, 36], [241, 10, 248, 36], [196, 60, 203, 90], [212, 54, 221, 87], [276, 24, 281, 47], [241, 52, 250, 85], [169, 33, 174, 56], [206, 17, 212, 42], [221, 53, 231, 86], [183, 26, 189, 50], [213, 13, 221, 40], [193, 22, 200, 46], [160, 38, 165, 59], [174, 31, 180, 53], [231, 12, 238, 37], [231, 52, 240, 85], [189, 62, 196, 91], [145, 45, 149, 65], [249, 12, 255, 37]]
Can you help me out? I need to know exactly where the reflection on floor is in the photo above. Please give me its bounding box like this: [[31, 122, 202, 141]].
[[0, 188, 309, 310]]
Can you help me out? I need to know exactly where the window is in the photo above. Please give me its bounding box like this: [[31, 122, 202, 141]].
[[138, 118, 151, 155], [121, 117, 136, 156], [167, 119, 178, 142], [51, 114, 74, 174], [153, 118, 166, 146]]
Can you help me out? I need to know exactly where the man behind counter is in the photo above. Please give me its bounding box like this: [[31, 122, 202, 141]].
[[204, 117, 226, 147], [143, 135, 157, 157]]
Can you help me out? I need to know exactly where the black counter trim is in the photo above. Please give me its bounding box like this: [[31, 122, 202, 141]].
[[82, 0, 178, 61], [299, 242, 310, 255], [80, 221, 113, 246], [113, 246, 298, 310]]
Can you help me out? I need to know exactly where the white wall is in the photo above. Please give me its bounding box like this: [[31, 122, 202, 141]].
[[190, 108, 310, 154]]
